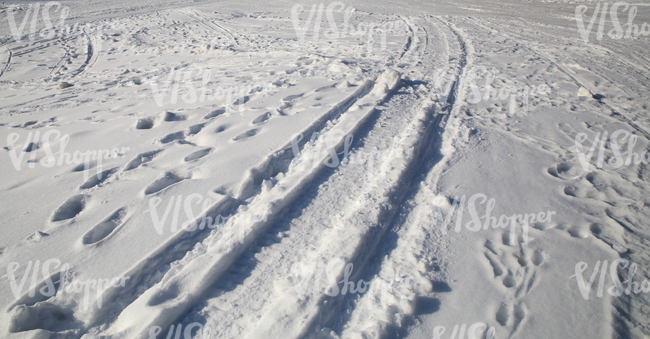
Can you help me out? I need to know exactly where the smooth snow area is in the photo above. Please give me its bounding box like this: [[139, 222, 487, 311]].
[[0, 0, 649, 338]]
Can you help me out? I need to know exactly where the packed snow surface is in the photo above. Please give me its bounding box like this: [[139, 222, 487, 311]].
[[0, 0, 649, 338]]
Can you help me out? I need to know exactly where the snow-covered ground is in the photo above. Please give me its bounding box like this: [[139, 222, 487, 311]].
[[0, 0, 649, 338]]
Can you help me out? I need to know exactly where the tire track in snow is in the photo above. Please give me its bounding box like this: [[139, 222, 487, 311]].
[[328, 16, 472, 338], [12, 42, 51, 57], [202, 85, 416, 339], [108, 17, 426, 338], [303, 16, 470, 337], [398, 16, 416, 60], [151, 18, 431, 338], [168, 16, 462, 339], [48, 44, 69, 78]]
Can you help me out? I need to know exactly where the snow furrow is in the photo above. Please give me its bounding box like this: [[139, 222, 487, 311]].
[[70, 32, 95, 78]]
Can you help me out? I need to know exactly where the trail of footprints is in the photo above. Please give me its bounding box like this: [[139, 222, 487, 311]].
[[7, 107, 200, 332], [7, 55, 359, 331], [46, 99, 275, 241], [2, 19, 365, 334], [483, 229, 544, 337], [20, 85, 307, 291], [482, 229, 544, 337]]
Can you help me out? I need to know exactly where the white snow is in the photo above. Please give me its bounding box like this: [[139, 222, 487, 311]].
[[0, 0, 649, 338]]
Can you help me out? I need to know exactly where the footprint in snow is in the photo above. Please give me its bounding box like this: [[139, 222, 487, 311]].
[[184, 148, 212, 162], [51, 194, 87, 222], [123, 149, 163, 171], [233, 128, 259, 141], [251, 112, 271, 125], [144, 172, 189, 195], [82, 207, 128, 245], [163, 111, 187, 122]]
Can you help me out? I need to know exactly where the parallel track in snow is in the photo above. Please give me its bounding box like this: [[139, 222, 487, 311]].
[[163, 15, 470, 339], [333, 16, 473, 338], [181, 9, 241, 45]]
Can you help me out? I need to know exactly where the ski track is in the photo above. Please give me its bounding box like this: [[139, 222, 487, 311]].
[[180, 9, 239, 45], [0, 47, 11, 79], [69, 31, 97, 78]]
